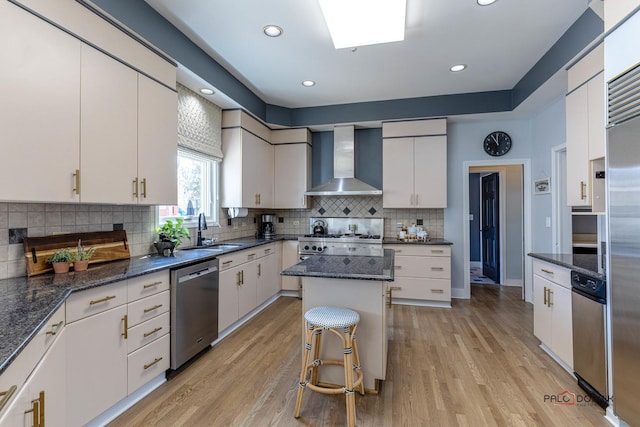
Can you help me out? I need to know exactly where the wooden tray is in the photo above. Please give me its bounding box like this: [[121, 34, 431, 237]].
[[23, 230, 130, 276]]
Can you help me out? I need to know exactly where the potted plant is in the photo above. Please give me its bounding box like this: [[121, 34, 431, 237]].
[[155, 218, 191, 256], [47, 248, 73, 274], [72, 240, 96, 272]]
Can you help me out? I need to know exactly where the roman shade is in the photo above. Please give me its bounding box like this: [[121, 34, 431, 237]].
[[177, 83, 223, 161]]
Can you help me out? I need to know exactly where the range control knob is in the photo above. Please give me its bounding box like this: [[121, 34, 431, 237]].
[[311, 245, 317, 251], [304, 245, 310, 251], [317, 246, 324, 252]]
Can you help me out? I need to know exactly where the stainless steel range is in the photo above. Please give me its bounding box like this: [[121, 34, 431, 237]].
[[298, 217, 384, 258]]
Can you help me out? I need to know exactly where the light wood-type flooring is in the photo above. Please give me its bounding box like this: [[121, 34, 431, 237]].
[[109, 285, 609, 426]]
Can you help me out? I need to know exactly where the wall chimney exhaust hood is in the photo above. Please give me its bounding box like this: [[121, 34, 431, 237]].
[[305, 125, 382, 196]]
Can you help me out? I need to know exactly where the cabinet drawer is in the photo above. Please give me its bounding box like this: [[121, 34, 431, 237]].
[[0, 304, 65, 415], [127, 312, 170, 354], [127, 333, 169, 394], [127, 270, 169, 302], [394, 256, 450, 279], [258, 243, 277, 259], [390, 278, 451, 302], [127, 290, 169, 328], [532, 260, 571, 289], [385, 244, 450, 257], [219, 251, 246, 271], [66, 281, 127, 323]]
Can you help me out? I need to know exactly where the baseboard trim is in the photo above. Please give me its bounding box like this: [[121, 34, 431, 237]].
[[503, 279, 523, 287], [452, 288, 468, 299], [392, 298, 451, 308]]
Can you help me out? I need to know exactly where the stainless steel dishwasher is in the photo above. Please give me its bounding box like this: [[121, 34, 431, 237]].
[[170, 259, 219, 370]]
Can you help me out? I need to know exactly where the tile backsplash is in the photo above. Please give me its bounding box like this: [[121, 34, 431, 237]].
[[0, 197, 444, 280]]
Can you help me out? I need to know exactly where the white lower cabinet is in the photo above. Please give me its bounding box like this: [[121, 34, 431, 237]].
[[257, 244, 280, 305], [0, 329, 67, 427], [66, 304, 128, 427], [127, 334, 170, 395], [384, 245, 452, 305], [532, 260, 573, 369]]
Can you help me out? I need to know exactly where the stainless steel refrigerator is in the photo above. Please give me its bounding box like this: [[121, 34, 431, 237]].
[[607, 62, 640, 425]]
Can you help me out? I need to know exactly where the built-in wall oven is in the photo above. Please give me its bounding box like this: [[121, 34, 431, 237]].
[[170, 259, 219, 370]]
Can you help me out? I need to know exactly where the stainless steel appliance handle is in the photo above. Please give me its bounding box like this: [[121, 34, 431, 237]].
[[179, 267, 218, 283]]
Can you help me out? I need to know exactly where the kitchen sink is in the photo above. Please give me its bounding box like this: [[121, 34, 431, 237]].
[[180, 243, 243, 252]]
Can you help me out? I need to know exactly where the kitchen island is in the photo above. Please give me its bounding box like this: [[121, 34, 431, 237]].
[[281, 249, 394, 392]]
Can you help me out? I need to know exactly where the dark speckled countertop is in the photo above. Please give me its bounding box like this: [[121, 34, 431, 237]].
[[281, 249, 395, 281], [528, 252, 605, 280], [383, 237, 453, 245], [0, 235, 298, 376]]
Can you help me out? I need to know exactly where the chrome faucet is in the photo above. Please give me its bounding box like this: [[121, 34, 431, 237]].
[[197, 213, 208, 246]]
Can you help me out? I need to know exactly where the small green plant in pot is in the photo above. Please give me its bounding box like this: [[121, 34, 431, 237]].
[[155, 218, 191, 256], [47, 248, 73, 274], [72, 239, 96, 272]]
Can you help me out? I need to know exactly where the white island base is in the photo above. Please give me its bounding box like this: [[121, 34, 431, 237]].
[[302, 277, 388, 392]]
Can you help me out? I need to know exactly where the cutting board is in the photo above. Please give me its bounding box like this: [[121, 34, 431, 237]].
[[23, 230, 130, 276]]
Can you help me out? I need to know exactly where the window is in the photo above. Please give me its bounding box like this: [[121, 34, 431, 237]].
[[159, 149, 219, 225]]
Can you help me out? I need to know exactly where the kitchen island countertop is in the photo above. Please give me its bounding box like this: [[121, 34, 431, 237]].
[[281, 249, 395, 281]]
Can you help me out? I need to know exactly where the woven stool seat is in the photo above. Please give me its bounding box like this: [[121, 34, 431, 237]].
[[294, 306, 364, 427], [304, 306, 360, 329]]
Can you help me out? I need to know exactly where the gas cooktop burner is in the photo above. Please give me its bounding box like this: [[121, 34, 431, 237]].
[[302, 234, 381, 239]]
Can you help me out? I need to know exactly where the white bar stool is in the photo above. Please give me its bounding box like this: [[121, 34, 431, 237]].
[[294, 306, 364, 427]]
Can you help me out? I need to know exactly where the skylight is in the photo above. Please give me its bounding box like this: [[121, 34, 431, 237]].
[[319, 0, 406, 49]]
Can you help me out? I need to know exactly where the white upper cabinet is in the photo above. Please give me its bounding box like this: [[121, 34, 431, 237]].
[[382, 119, 447, 209], [137, 75, 178, 206], [273, 128, 312, 209], [565, 44, 605, 208], [80, 44, 139, 204], [221, 111, 274, 208], [0, 1, 81, 203]]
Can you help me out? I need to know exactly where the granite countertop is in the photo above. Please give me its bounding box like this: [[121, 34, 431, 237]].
[[0, 236, 296, 376], [528, 252, 605, 280], [383, 237, 453, 245], [281, 248, 395, 281]]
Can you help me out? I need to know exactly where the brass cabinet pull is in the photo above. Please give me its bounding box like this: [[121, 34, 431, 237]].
[[548, 289, 554, 307], [248, 253, 256, 258], [394, 265, 402, 269], [144, 357, 163, 370], [580, 181, 587, 200], [143, 326, 163, 338], [415, 194, 419, 205], [89, 295, 116, 305], [143, 281, 163, 289], [133, 177, 139, 197], [258, 263, 261, 277], [431, 250, 444, 254], [24, 391, 44, 427], [431, 289, 444, 293], [258, 194, 261, 205], [410, 194, 414, 206], [264, 248, 271, 254], [236, 271, 241, 286], [431, 267, 444, 271], [241, 270, 244, 285], [73, 169, 80, 195], [0, 385, 17, 412], [541, 269, 554, 275], [223, 260, 233, 265], [387, 286, 402, 307], [141, 178, 147, 198], [45, 320, 64, 336], [543, 287, 547, 305], [143, 304, 163, 313], [395, 250, 402, 253], [122, 315, 128, 339], [255, 194, 259, 205]]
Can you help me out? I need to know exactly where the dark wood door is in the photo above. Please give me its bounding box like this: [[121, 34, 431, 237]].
[[481, 173, 500, 283]]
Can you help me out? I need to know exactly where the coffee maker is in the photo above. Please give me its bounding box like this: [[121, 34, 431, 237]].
[[260, 214, 276, 239]]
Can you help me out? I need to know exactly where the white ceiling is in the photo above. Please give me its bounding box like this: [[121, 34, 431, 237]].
[[147, 0, 592, 115]]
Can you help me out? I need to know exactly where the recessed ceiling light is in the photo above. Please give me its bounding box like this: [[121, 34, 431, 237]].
[[302, 80, 316, 87], [199, 88, 214, 95], [450, 64, 467, 72], [319, 0, 406, 49], [263, 25, 283, 37], [477, 0, 497, 5]]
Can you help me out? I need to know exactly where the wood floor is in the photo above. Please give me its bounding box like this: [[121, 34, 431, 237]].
[[109, 285, 609, 426]]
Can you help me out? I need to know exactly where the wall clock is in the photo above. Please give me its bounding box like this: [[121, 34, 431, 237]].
[[483, 131, 512, 156]]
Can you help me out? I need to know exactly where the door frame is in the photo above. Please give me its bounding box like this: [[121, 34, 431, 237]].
[[476, 169, 506, 285], [551, 144, 571, 254], [462, 159, 532, 302]]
